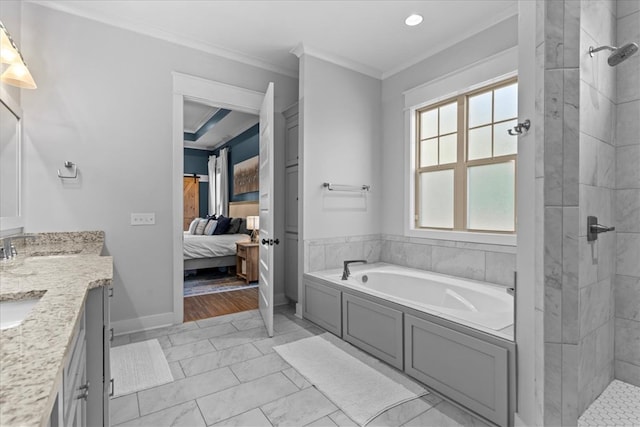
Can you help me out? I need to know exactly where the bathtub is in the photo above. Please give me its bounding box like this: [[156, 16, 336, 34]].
[[303, 263, 516, 426], [311, 263, 513, 336]]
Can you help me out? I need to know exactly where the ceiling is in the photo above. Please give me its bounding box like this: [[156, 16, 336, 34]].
[[32, 0, 518, 79], [33, 1, 517, 147], [183, 100, 258, 150]]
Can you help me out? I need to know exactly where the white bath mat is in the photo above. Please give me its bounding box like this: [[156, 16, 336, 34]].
[[110, 339, 173, 397], [274, 333, 427, 426]]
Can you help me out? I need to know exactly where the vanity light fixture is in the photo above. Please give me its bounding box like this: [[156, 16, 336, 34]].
[[0, 21, 37, 89], [405, 14, 423, 26]]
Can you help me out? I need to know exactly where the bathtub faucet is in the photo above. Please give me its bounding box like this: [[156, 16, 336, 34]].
[[342, 260, 367, 280]]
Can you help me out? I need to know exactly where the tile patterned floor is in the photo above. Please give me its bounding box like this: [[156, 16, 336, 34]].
[[110, 307, 491, 427], [578, 380, 640, 427]]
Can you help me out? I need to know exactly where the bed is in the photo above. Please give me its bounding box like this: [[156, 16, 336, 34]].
[[183, 201, 259, 271]]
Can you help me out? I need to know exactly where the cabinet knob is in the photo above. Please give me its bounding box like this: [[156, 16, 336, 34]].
[[261, 238, 268, 245]]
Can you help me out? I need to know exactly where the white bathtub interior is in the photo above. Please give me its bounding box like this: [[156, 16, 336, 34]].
[[311, 263, 514, 340]]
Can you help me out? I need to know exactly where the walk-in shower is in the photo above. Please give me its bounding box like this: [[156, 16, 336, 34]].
[[589, 42, 639, 66]]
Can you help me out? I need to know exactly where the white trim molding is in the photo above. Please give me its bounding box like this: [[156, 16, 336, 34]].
[[403, 47, 518, 247], [30, 1, 298, 79], [290, 44, 382, 80], [111, 312, 175, 336], [172, 72, 264, 325]]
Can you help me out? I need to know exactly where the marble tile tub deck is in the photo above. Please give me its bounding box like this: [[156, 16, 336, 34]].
[[110, 307, 492, 427], [0, 247, 113, 426]]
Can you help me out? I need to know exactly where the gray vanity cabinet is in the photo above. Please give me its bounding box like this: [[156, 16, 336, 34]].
[[342, 293, 403, 370], [303, 279, 342, 336], [62, 309, 87, 427], [404, 314, 508, 427], [86, 286, 111, 427]]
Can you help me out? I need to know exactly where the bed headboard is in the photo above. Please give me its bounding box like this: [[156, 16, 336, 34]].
[[229, 201, 259, 218]]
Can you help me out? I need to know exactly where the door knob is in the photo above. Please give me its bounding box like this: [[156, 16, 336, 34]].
[[261, 238, 268, 245], [273, 238, 280, 245]]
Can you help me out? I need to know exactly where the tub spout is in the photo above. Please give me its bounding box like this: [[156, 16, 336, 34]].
[[342, 260, 367, 280]]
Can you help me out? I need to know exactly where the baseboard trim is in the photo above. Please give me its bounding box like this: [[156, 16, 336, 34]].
[[112, 312, 175, 336], [274, 292, 288, 306]]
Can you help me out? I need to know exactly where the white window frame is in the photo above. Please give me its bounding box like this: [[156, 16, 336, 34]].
[[404, 47, 518, 246]]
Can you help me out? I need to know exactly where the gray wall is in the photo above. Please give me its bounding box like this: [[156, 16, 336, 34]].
[[614, 0, 640, 387], [300, 55, 382, 241], [19, 3, 298, 327]]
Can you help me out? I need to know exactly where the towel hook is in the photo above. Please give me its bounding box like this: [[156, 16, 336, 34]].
[[507, 119, 531, 136], [57, 161, 78, 179]]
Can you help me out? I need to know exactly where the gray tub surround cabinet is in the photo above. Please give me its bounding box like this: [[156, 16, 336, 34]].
[[0, 233, 112, 427], [303, 273, 516, 427]]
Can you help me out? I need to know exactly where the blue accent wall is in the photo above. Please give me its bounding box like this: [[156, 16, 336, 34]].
[[184, 148, 213, 217], [213, 124, 259, 203]]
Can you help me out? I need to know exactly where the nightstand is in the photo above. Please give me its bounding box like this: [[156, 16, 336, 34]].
[[236, 241, 259, 284]]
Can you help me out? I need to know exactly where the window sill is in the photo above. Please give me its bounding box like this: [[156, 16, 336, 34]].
[[405, 228, 517, 247]]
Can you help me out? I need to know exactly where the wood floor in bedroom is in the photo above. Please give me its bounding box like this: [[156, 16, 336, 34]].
[[183, 287, 259, 322]]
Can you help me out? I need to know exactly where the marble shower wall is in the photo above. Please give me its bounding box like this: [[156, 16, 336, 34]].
[[577, 0, 618, 415], [303, 234, 516, 287], [538, 1, 584, 424], [614, 0, 640, 388]]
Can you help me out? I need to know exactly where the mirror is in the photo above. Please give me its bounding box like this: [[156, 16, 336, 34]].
[[0, 87, 23, 231]]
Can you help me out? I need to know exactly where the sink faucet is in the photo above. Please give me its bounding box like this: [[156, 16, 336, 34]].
[[342, 260, 367, 280], [0, 235, 37, 260]]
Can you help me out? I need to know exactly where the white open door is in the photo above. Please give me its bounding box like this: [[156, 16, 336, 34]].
[[258, 82, 275, 337]]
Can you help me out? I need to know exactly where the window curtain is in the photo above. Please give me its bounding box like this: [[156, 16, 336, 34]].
[[216, 147, 229, 216], [207, 155, 217, 216]]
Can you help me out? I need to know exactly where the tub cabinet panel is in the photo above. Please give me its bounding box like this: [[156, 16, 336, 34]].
[[303, 280, 342, 336], [405, 314, 508, 427], [342, 293, 403, 370]]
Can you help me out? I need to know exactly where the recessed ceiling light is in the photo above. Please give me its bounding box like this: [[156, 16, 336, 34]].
[[405, 14, 423, 26]]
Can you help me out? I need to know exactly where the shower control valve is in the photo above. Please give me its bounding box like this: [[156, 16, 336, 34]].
[[587, 216, 615, 242]]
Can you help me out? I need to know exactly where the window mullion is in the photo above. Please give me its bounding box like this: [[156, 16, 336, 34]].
[[454, 96, 465, 230]]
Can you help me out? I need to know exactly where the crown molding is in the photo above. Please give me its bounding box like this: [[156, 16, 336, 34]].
[[291, 44, 382, 80], [28, 0, 299, 79]]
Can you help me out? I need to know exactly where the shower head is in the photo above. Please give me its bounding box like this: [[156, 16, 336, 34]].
[[589, 42, 639, 66], [608, 42, 639, 66]]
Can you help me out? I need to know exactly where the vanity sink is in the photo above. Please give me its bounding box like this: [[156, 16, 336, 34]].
[[0, 297, 41, 330]]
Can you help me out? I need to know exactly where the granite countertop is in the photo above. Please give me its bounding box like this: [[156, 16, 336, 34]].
[[0, 232, 112, 427]]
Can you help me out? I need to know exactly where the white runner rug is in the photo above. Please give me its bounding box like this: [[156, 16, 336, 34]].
[[274, 334, 427, 426], [110, 339, 173, 397]]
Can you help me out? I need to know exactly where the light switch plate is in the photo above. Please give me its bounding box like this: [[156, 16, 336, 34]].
[[131, 213, 155, 226]]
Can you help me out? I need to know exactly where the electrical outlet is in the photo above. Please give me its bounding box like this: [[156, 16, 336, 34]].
[[130, 213, 155, 226]]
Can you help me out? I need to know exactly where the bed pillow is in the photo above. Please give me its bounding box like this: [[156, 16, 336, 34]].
[[188, 218, 200, 234], [227, 217, 242, 234], [194, 218, 208, 235], [204, 219, 218, 235], [238, 218, 251, 235], [213, 215, 231, 235]]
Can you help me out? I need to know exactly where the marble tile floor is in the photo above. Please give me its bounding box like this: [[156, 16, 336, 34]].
[[110, 306, 492, 427], [578, 380, 640, 427]]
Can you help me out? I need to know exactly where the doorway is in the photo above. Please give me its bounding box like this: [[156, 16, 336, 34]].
[[181, 99, 261, 322], [172, 73, 276, 335]]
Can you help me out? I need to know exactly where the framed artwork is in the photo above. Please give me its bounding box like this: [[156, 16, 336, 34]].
[[233, 155, 259, 195]]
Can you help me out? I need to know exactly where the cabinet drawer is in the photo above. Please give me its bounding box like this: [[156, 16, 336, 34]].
[[64, 338, 87, 425], [237, 245, 246, 257], [343, 293, 403, 370]]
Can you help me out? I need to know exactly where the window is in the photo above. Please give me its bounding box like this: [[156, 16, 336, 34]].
[[415, 78, 517, 233]]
